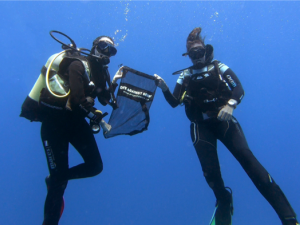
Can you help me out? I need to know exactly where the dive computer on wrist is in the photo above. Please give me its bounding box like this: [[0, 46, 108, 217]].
[[227, 99, 237, 109]]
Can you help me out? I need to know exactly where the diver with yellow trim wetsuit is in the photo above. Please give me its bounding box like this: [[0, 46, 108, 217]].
[[154, 27, 298, 225], [20, 33, 118, 225]]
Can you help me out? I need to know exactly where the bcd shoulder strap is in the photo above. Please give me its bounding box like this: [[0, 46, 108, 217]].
[[213, 60, 222, 80]]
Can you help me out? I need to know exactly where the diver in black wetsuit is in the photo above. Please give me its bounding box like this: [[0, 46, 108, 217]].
[[154, 27, 298, 225], [38, 36, 117, 225]]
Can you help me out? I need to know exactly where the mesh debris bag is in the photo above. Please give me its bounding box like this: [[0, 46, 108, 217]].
[[104, 66, 157, 138]]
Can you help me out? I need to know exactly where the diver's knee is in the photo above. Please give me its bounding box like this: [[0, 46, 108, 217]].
[[96, 162, 103, 175], [47, 178, 68, 192], [92, 161, 103, 176]]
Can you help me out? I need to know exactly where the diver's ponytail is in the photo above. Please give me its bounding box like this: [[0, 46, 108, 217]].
[[186, 27, 204, 52]]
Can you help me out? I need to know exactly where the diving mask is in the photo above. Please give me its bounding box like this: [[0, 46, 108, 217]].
[[96, 41, 117, 57], [183, 47, 206, 60]]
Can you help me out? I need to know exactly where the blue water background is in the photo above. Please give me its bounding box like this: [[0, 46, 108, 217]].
[[0, 1, 299, 224]]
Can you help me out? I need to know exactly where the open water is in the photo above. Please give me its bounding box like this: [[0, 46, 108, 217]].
[[0, 1, 299, 224]]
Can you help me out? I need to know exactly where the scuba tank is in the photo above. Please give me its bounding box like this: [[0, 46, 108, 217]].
[[30, 51, 69, 101], [20, 51, 68, 122]]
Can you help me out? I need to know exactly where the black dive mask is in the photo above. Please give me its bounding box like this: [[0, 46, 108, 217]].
[[94, 48, 110, 65], [185, 47, 206, 60], [96, 41, 117, 57]]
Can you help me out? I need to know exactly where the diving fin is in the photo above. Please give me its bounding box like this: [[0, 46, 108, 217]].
[[60, 197, 65, 218], [209, 206, 219, 225], [282, 217, 300, 225], [209, 187, 233, 225]]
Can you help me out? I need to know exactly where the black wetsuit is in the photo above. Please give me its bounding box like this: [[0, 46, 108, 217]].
[[41, 59, 110, 225], [162, 61, 297, 224]]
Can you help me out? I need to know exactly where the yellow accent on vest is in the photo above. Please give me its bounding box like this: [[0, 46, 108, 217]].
[[45, 50, 71, 98]]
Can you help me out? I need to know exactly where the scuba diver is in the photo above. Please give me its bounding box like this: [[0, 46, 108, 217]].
[[20, 32, 118, 225], [154, 27, 299, 225]]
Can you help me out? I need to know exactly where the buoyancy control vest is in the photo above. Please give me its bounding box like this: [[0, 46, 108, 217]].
[[182, 61, 232, 121], [20, 50, 92, 122]]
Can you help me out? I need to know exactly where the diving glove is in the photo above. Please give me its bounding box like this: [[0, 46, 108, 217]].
[[154, 74, 168, 92], [112, 66, 124, 84], [217, 99, 237, 121]]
